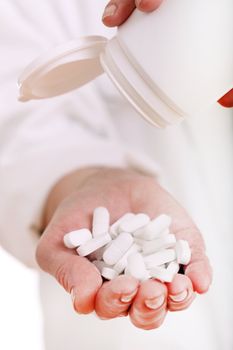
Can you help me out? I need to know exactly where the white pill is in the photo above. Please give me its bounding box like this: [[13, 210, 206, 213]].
[[124, 265, 131, 276], [92, 207, 110, 238], [149, 266, 175, 283], [134, 214, 171, 240], [88, 242, 111, 261], [134, 238, 146, 247], [175, 240, 191, 265], [110, 213, 135, 238], [113, 243, 141, 274], [77, 233, 111, 257], [142, 234, 176, 255], [127, 253, 150, 281], [63, 229, 92, 248], [138, 228, 170, 241], [92, 260, 106, 272], [101, 267, 119, 280], [158, 264, 166, 269], [103, 232, 134, 265], [167, 261, 180, 275], [119, 213, 150, 233], [144, 249, 176, 269]]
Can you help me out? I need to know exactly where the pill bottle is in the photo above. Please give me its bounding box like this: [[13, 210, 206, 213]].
[[18, 0, 233, 128]]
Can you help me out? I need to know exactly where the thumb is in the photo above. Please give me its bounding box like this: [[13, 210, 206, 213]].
[[174, 227, 213, 294], [102, 0, 135, 27], [36, 226, 103, 314]]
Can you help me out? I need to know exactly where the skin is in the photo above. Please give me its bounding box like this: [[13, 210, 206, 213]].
[[36, 167, 212, 330], [102, 0, 233, 107]]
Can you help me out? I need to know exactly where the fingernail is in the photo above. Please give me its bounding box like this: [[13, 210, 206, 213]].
[[145, 295, 165, 309], [71, 288, 79, 306], [120, 290, 137, 303], [102, 4, 117, 19], [169, 290, 188, 302], [70, 288, 75, 304], [71, 288, 76, 305]]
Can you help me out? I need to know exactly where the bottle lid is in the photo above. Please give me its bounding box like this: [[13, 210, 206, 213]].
[[18, 35, 107, 101]]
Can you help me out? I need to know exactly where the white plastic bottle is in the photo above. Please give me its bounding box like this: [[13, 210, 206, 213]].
[[19, 0, 233, 128]]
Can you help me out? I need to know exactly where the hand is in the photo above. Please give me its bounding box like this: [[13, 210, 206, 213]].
[[36, 167, 212, 330], [102, 0, 162, 27], [102, 1, 233, 108]]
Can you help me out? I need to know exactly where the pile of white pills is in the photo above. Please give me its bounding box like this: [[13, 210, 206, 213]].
[[63, 207, 191, 282]]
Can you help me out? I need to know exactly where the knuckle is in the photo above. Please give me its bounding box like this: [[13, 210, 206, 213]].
[[55, 261, 71, 291]]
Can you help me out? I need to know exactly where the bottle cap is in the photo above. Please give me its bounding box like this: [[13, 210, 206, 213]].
[[18, 36, 107, 101]]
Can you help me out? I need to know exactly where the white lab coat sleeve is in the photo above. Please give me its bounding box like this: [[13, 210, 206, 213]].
[[0, 0, 161, 268]]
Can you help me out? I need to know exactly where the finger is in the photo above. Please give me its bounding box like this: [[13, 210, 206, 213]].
[[185, 255, 213, 294], [174, 227, 213, 294], [218, 89, 233, 108], [36, 220, 103, 314], [166, 274, 196, 312], [102, 0, 135, 27], [95, 275, 139, 319], [129, 279, 167, 330], [136, 184, 213, 294], [135, 0, 163, 12]]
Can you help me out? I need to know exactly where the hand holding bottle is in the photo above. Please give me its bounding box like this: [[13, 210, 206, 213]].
[[102, 0, 233, 108]]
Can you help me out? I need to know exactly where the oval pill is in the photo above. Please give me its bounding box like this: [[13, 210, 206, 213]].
[[63, 229, 92, 248], [127, 253, 150, 281], [92, 207, 110, 238], [167, 261, 180, 275], [134, 214, 171, 240], [119, 213, 150, 233], [149, 266, 175, 283], [113, 243, 140, 273], [103, 232, 134, 265], [144, 249, 176, 268], [175, 240, 191, 265], [77, 233, 111, 257], [101, 267, 119, 280], [88, 242, 111, 261], [133, 238, 145, 247], [142, 234, 176, 255], [136, 227, 170, 241], [110, 213, 135, 237]]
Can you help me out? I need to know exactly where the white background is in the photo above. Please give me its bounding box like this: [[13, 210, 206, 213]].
[[0, 247, 44, 350]]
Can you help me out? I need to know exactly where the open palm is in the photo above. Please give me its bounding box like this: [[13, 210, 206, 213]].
[[36, 168, 212, 330]]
